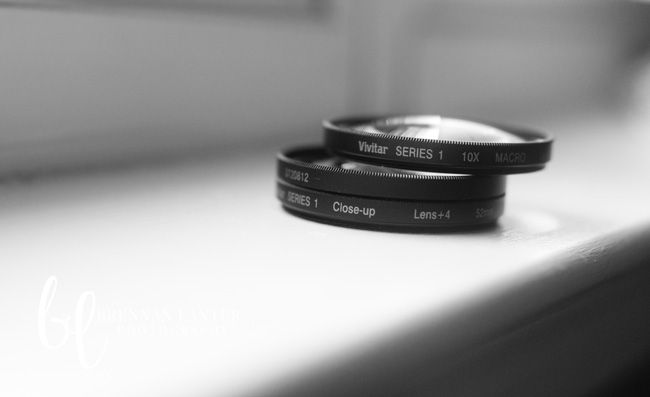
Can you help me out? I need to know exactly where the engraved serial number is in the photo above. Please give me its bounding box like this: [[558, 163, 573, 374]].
[[285, 168, 309, 183]]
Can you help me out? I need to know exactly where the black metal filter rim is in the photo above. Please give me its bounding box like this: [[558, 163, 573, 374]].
[[277, 146, 506, 201], [323, 115, 553, 174], [277, 180, 505, 230]]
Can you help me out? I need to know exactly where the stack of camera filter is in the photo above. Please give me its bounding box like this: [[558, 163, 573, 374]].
[[276, 115, 552, 231]]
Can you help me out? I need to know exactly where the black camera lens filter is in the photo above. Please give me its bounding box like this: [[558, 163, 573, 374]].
[[324, 115, 552, 174], [277, 146, 505, 230]]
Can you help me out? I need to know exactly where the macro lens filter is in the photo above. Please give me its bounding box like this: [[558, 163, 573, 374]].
[[277, 146, 506, 230], [323, 115, 553, 174]]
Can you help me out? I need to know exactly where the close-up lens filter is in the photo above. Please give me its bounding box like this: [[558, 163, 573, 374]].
[[323, 115, 553, 174], [276, 146, 506, 231]]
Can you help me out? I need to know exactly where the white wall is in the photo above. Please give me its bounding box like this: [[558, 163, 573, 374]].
[[0, 3, 351, 171], [0, 1, 648, 173]]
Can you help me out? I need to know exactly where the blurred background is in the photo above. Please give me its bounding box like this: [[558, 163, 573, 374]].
[[1, 0, 649, 173]]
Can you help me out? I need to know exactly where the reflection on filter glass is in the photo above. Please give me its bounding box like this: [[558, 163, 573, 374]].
[[355, 116, 527, 143], [313, 157, 466, 177]]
